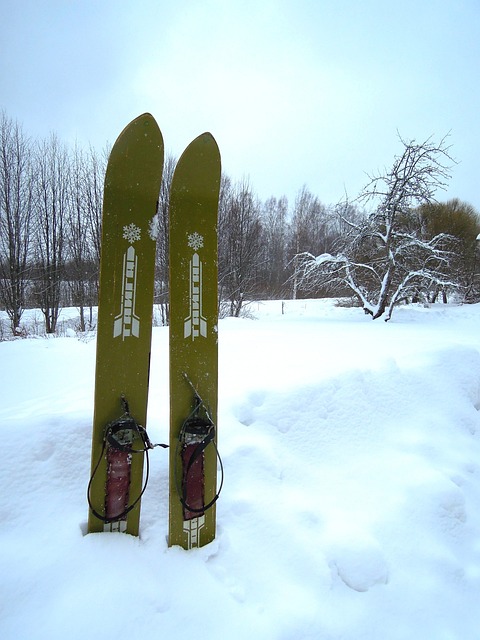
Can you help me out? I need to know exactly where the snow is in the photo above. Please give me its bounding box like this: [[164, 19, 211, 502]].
[[2, 299, 480, 639]]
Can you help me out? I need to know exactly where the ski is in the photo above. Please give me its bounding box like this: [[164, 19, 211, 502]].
[[168, 132, 222, 549], [87, 113, 164, 535]]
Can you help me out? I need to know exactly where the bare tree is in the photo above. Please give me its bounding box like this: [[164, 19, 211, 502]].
[[154, 153, 176, 325], [296, 134, 455, 320], [32, 134, 69, 333], [0, 112, 34, 334], [289, 186, 334, 299], [218, 177, 263, 316], [259, 195, 289, 298], [65, 144, 101, 331]]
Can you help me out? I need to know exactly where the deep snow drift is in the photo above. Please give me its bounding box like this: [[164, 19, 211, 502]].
[[1, 299, 480, 639]]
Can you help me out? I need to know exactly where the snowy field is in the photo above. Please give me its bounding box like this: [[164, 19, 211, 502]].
[[1, 299, 480, 639]]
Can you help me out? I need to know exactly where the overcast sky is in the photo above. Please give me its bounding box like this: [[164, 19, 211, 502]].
[[1, 0, 479, 210]]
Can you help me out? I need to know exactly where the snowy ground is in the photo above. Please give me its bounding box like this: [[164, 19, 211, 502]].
[[1, 299, 480, 639]]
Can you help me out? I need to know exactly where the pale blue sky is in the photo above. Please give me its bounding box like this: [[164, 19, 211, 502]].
[[1, 0, 479, 209]]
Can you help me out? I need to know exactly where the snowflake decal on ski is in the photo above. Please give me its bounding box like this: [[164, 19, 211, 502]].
[[123, 223, 141, 244], [187, 232, 204, 251]]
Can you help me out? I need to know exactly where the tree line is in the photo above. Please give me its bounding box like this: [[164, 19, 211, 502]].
[[1, 111, 479, 336]]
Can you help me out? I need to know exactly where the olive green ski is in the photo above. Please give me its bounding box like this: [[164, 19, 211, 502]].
[[168, 133, 221, 549], [87, 113, 164, 535]]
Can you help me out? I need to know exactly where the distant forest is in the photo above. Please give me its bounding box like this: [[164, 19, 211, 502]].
[[1, 110, 479, 336]]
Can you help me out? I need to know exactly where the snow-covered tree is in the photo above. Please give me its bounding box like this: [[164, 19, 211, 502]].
[[296, 135, 456, 320]]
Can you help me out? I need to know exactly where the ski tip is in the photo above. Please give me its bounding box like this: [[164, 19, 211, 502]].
[[113, 113, 163, 148], [132, 112, 157, 125], [177, 132, 220, 166], [135, 113, 163, 141], [135, 112, 159, 127], [196, 131, 219, 148]]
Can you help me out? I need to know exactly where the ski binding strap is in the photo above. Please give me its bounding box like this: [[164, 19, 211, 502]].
[[177, 376, 223, 518], [87, 395, 167, 526]]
